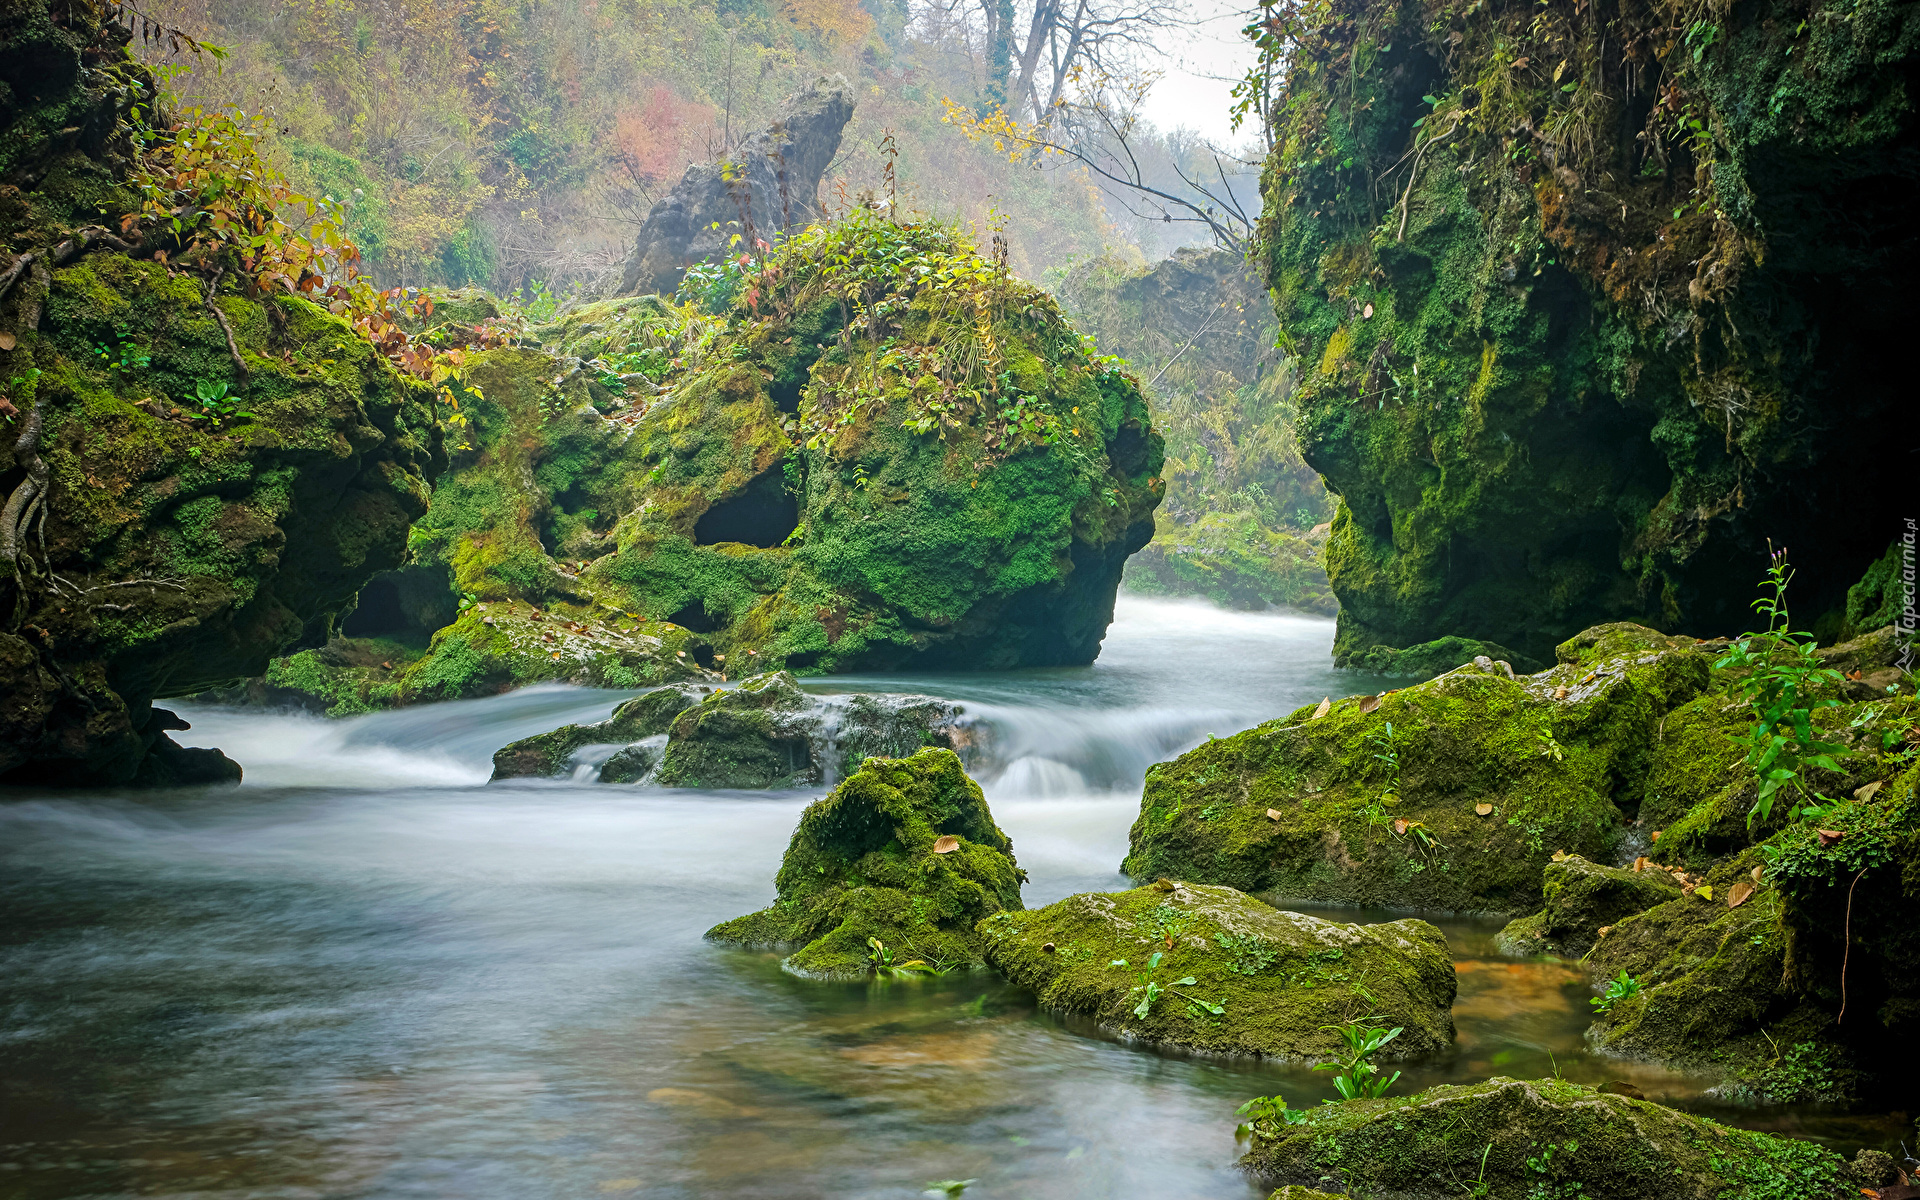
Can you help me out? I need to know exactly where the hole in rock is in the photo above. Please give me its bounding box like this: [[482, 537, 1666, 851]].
[[690, 643, 717, 670], [668, 601, 720, 633], [341, 578, 406, 637], [693, 469, 797, 548]]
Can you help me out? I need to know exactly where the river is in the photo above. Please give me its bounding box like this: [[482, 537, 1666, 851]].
[[0, 597, 1898, 1198]]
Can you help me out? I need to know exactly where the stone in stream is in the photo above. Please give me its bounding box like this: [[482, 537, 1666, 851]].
[[489, 670, 980, 787], [979, 879, 1455, 1061], [1239, 1076, 1876, 1200], [1494, 855, 1681, 958], [1123, 623, 1711, 914], [705, 748, 1024, 978]]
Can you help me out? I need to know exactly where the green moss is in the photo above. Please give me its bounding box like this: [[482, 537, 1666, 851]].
[[1124, 624, 1708, 912], [978, 879, 1455, 1059], [492, 683, 707, 779], [1255, 0, 1914, 666], [1495, 855, 1682, 957], [1341, 634, 1542, 680], [1241, 1076, 1857, 1199], [705, 748, 1023, 977]]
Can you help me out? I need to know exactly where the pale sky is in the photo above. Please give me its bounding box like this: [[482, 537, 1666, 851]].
[[1134, 0, 1262, 147]]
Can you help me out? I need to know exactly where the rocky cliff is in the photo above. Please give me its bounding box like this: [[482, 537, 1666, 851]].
[[617, 74, 856, 297], [0, 0, 445, 784], [1255, 0, 1914, 664]]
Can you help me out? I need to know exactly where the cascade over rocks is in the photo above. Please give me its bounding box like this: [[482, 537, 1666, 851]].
[[979, 879, 1456, 1060], [1257, 0, 1915, 666], [705, 747, 1024, 977], [616, 75, 855, 298], [0, 2, 444, 785], [490, 670, 981, 788], [1240, 1076, 1877, 1199]]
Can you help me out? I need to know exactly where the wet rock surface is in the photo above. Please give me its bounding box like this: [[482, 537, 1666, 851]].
[[979, 879, 1456, 1061], [489, 670, 980, 787], [1495, 855, 1682, 957], [1241, 1076, 1865, 1199], [705, 748, 1024, 977]]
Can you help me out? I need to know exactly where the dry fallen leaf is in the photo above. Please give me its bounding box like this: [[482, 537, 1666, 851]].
[[1265, 808, 1283, 821], [1151, 877, 1176, 892], [1358, 694, 1382, 714], [1553, 686, 1568, 700], [1475, 803, 1494, 816], [1632, 856, 1650, 873], [1695, 885, 1714, 901], [1393, 818, 1409, 835], [1854, 780, 1884, 802], [1041, 942, 1056, 953], [1751, 865, 1765, 884], [1817, 829, 1846, 847], [1550, 850, 1569, 862], [932, 835, 960, 854], [1651, 830, 1662, 842], [1597, 925, 1612, 937], [1728, 881, 1754, 909], [1312, 697, 1331, 720], [1362, 302, 1375, 319], [0, 332, 15, 351]]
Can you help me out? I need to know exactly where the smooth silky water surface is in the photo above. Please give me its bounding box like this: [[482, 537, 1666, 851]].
[[0, 597, 1905, 1198]]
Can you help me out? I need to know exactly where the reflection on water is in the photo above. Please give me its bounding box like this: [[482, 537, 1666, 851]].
[[0, 597, 1906, 1198]]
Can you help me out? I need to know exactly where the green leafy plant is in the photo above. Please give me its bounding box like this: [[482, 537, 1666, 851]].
[[1715, 548, 1851, 829], [1234, 1094, 1310, 1138], [1112, 951, 1226, 1019], [1142, 903, 1196, 948], [1315, 1019, 1403, 1100], [1508, 814, 1547, 855], [1370, 720, 1402, 803], [1215, 931, 1278, 976], [191, 378, 256, 422], [866, 936, 949, 977], [1589, 969, 1641, 1015]]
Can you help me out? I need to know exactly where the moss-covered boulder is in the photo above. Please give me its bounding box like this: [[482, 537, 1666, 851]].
[[978, 879, 1455, 1060], [490, 671, 978, 786], [705, 748, 1023, 977], [1123, 623, 1708, 912], [1254, 0, 1913, 666], [1495, 855, 1682, 957], [1340, 637, 1543, 681], [1240, 1076, 1864, 1199], [0, 4, 445, 783]]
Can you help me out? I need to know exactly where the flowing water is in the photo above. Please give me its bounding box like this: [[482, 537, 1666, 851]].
[[0, 597, 1904, 1199]]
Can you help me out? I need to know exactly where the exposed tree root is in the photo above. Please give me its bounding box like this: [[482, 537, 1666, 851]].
[[203, 267, 248, 377]]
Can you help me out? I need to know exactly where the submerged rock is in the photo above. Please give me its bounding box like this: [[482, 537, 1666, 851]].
[[1495, 855, 1681, 958], [705, 748, 1024, 977], [978, 879, 1455, 1060], [1240, 1076, 1864, 1199], [489, 671, 979, 787], [1124, 623, 1708, 913]]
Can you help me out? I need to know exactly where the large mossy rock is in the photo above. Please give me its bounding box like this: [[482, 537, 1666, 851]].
[[490, 671, 978, 786], [705, 748, 1024, 977], [1240, 1077, 1864, 1200], [220, 212, 1164, 709], [978, 879, 1455, 1060], [1123, 624, 1708, 912], [1256, 0, 1913, 667], [0, 4, 445, 784], [1495, 855, 1682, 957]]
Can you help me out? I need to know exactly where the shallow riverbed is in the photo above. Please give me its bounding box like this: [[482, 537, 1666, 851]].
[[0, 597, 1902, 1198]]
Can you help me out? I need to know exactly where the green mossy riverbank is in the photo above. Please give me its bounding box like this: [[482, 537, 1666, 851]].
[[1255, 0, 1914, 666], [1125, 613, 1918, 1099], [0, 4, 445, 784]]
